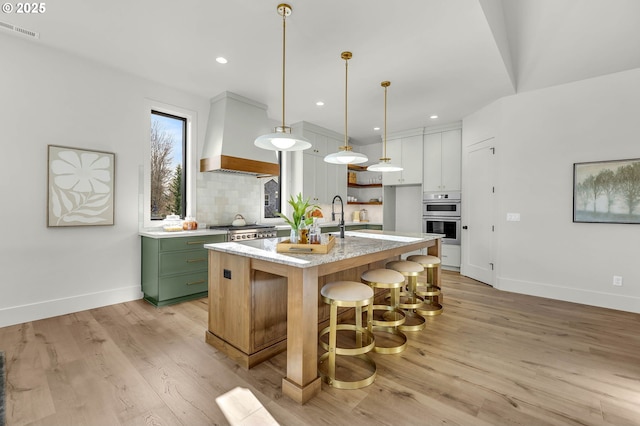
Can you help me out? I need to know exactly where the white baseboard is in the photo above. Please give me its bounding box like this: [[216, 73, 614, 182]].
[[0, 286, 144, 328], [496, 276, 640, 314]]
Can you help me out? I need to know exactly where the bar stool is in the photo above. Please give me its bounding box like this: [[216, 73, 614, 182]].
[[361, 268, 408, 354], [386, 260, 426, 331], [318, 281, 377, 389], [407, 255, 443, 316]]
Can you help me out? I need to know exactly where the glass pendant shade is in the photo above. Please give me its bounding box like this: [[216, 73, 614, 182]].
[[254, 4, 310, 152], [255, 126, 311, 151], [324, 148, 368, 164], [324, 51, 368, 165], [368, 159, 403, 172]]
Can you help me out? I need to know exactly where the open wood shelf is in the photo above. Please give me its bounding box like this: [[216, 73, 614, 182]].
[[347, 164, 369, 171], [347, 201, 383, 205], [348, 183, 382, 188]]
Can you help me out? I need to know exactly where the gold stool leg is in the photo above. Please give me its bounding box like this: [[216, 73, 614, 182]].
[[399, 275, 426, 331], [416, 266, 443, 317], [328, 302, 337, 384], [318, 297, 377, 389]]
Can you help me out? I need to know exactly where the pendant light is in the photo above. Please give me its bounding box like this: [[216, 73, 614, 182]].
[[254, 4, 311, 152], [324, 52, 368, 165], [368, 81, 403, 172]]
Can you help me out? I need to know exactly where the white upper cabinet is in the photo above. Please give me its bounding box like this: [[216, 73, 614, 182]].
[[294, 122, 347, 204], [382, 134, 423, 186], [423, 128, 461, 192]]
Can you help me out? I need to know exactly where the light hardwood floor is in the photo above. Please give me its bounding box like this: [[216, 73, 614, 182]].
[[2, 272, 639, 425]]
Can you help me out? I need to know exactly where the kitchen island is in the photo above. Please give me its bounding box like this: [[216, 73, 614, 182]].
[[204, 230, 442, 404]]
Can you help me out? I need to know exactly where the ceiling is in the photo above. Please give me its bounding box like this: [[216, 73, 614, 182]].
[[4, 0, 640, 145]]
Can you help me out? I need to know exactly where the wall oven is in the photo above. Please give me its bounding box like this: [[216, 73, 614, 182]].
[[423, 192, 461, 245]]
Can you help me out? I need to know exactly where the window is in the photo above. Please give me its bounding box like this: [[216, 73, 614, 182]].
[[263, 178, 280, 218], [150, 110, 187, 219]]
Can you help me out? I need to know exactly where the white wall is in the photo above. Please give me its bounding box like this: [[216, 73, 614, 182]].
[[0, 34, 213, 327], [463, 68, 640, 313]]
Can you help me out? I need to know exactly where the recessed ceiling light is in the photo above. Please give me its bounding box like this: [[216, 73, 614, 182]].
[[373, 127, 380, 131], [216, 57, 228, 64], [316, 101, 325, 106], [430, 115, 438, 119]]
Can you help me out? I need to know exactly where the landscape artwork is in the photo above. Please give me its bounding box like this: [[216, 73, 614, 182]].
[[47, 145, 115, 227], [573, 158, 640, 224]]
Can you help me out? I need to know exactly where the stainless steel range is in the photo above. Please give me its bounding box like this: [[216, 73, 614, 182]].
[[208, 224, 278, 241]]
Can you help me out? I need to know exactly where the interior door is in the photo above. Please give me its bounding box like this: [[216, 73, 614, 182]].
[[461, 140, 495, 285]]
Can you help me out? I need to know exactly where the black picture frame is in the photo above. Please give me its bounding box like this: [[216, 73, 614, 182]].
[[573, 158, 640, 224]]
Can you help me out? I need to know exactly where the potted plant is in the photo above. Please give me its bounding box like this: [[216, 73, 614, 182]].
[[278, 193, 319, 243]]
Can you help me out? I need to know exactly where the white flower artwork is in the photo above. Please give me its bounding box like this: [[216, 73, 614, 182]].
[[47, 145, 115, 226]]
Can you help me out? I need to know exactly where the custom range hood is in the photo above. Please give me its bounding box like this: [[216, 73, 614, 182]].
[[200, 91, 280, 176]]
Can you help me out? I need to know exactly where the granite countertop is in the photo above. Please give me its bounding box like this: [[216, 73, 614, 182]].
[[204, 230, 442, 268]]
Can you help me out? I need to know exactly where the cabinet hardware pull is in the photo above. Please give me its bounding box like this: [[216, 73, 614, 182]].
[[186, 258, 206, 263], [186, 240, 207, 245], [186, 280, 205, 286]]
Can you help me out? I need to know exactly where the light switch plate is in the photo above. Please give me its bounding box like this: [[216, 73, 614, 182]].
[[506, 213, 521, 221]]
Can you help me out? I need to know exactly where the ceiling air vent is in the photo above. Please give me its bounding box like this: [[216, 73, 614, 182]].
[[0, 20, 39, 39]]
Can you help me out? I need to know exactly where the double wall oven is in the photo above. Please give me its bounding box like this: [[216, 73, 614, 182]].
[[423, 192, 461, 245]]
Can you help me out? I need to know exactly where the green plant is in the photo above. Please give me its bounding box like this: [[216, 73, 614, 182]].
[[277, 193, 319, 230]]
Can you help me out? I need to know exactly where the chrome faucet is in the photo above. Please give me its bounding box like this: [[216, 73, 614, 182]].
[[331, 195, 345, 238]]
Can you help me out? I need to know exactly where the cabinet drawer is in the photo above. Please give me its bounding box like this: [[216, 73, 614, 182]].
[[160, 250, 208, 275], [159, 235, 225, 252], [159, 271, 208, 300]]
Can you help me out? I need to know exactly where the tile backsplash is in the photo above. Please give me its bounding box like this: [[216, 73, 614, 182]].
[[196, 172, 261, 226], [195, 172, 384, 227]]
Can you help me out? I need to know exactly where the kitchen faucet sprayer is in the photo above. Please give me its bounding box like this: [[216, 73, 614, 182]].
[[331, 195, 345, 238]]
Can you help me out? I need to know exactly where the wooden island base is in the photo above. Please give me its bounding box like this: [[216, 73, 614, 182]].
[[205, 232, 441, 403], [206, 254, 393, 369]]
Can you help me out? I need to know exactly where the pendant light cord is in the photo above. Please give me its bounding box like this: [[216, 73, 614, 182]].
[[383, 83, 387, 159], [344, 55, 348, 148], [281, 9, 287, 129]]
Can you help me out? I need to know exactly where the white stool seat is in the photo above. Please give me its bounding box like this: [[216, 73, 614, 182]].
[[386, 260, 423, 274], [321, 280, 374, 302], [361, 269, 405, 285], [407, 255, 441, 267]]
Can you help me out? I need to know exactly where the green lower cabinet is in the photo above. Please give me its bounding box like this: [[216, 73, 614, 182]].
[[141, 234, 225, 306]]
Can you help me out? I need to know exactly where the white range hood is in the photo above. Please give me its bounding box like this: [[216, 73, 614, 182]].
[[200, 91, 280, 176]]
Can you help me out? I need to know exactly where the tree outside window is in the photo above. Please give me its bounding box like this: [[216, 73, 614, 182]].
[[150, 111, 186, 219]]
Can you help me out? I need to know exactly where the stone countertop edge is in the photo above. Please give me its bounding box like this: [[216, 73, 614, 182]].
[[139, 229, 228, 239], [274, 222, 383, 230], [204, 231, 442, 269], [139, 222, 383, 238]]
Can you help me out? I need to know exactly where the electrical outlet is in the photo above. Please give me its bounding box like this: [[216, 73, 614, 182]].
[[612, 275, 623, 286]]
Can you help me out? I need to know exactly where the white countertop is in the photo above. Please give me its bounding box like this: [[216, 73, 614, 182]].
[[204, 230, 442, 268]]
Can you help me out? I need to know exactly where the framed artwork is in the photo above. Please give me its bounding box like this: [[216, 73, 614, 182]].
[[47, 145, 115, 227], [573, 158, 640, 224]]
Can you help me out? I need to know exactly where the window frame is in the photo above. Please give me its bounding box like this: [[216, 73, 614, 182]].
[[142, 100, 197, 229]]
